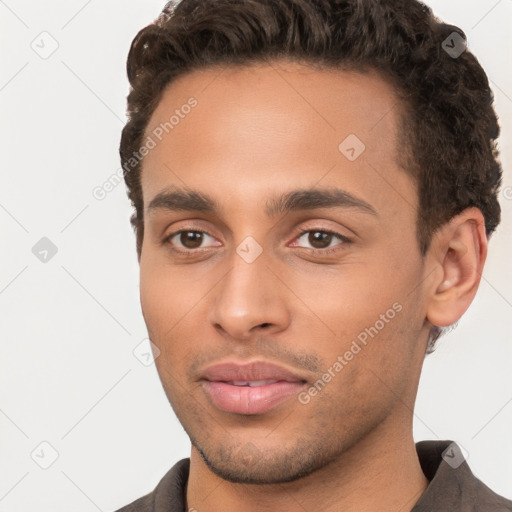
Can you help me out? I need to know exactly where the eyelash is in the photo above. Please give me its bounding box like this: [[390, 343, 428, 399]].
[[163, 227, 352, 256]]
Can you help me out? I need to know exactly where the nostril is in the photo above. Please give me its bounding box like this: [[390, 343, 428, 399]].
[[259, 323, 271, 328]]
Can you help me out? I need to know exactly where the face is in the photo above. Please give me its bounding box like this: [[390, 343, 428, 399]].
[[139, 61, 432, 484]]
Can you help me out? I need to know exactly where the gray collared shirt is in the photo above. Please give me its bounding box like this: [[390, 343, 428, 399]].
[[115, 440, 512, 511]]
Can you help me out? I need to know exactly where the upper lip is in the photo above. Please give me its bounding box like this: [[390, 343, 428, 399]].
[[200, 360, 307, 383]]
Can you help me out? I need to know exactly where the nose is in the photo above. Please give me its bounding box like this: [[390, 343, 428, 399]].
[[208, 253, 291, 341]]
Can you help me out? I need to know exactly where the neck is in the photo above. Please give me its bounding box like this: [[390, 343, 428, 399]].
[[186, 413, 428, 512]]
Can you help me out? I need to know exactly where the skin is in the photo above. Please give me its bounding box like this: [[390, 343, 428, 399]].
[[138, 60, 487, 512]]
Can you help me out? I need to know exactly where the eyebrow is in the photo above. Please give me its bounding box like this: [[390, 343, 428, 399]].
[[146, 187, 378, 217]]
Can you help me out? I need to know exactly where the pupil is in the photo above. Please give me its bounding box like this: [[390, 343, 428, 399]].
[[181, 231, 203, 248]]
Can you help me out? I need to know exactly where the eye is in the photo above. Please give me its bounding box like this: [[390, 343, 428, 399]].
[[291, 229, 351, 252], [164, 230, 220, 251], [163, 228, 351, 255]]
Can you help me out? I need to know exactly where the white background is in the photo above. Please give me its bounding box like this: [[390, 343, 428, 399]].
[[1, 1, 511, 510]]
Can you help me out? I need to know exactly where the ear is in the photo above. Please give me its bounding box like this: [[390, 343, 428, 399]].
[[425, 207, 488, 328]]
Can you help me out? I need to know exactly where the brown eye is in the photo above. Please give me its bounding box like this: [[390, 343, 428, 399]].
[[294, 229, 348, 251], [307, 231, 333, 249], [179, 231, 204, 249], [166, 230, 218, 250]]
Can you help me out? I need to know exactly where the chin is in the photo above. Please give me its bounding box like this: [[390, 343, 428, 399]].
[[191, 435, 337, 485]]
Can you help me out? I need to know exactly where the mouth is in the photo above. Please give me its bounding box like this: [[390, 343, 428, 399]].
[[201, 380, 307, 415], [224, 379, 282, 386], [199, 361, 308, 415]]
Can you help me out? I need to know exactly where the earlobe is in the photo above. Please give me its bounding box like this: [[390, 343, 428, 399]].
[[426, 208, 487, 328]]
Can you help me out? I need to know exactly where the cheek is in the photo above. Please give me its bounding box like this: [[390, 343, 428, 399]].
[[139, 250, 199, 330], [139, 251, 187, 348], [139, 254, 216, 371], [294, 250, 425, 384], [307, 302, 421, 433], [139, 258, 166, 334], [287, 258, 418, 340]]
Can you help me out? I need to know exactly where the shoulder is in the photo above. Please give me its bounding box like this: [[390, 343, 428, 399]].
[[113, 458, 190, 512], [414, 441, 512, 511], [114, 493, 154, 512]]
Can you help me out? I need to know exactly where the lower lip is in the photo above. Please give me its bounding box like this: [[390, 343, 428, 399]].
[[202, 380, 306, 414]]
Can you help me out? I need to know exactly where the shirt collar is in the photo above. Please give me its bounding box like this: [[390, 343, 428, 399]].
[[145, 440, 510, 511]]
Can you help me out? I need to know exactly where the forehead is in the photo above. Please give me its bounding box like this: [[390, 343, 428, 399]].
[[141, 60, 415, 219], [143, 60, 402, 149]]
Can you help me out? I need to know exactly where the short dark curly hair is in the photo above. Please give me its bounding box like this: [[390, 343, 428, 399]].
[[120, 0, 502, 261]]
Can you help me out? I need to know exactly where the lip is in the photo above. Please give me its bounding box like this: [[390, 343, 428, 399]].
[[200, 360, 307, 383], [200, 360, 308, 415]]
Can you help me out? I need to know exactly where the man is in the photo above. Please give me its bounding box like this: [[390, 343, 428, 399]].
[[116, 0, 511, 510]]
